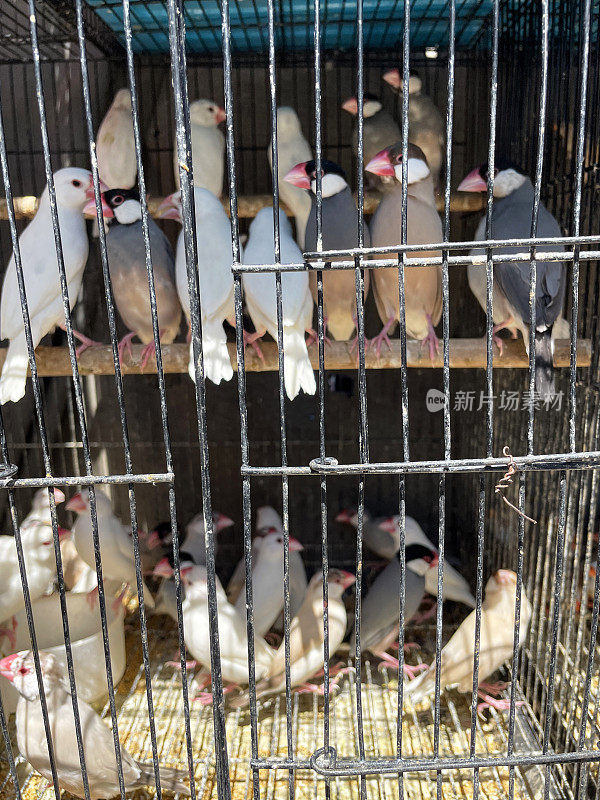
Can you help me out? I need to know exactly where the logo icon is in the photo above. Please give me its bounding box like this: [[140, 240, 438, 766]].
[[426, 388, 445, 412]]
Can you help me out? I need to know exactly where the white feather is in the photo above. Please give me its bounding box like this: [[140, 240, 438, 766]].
[[242, 208, 315, 400], [173, 99, 225, 197], [97, 89, 137, 190]]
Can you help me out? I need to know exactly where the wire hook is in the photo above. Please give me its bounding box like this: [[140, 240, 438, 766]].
[[495, 446, 537, 525]]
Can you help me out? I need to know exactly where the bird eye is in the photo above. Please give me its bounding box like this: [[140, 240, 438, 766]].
[[277, 537, 283, 543], [18, 666, 28, 676], [208, 106, 214, 112], [71, 179, 82, 188], [113, 195, 124, 205]]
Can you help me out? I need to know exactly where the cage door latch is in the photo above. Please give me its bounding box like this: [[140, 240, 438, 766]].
[[309, 456, 339, 473]]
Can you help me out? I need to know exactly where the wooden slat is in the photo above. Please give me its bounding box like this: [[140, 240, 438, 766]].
[[0, 191, 485, 222], [0, 338, 589, 376]]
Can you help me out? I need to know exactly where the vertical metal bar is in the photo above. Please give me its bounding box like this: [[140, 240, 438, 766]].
[[266, 2, 294, 797], [353, 4, 368, 800], [166, 3, 230, 799], [471, 6, 499, 800]]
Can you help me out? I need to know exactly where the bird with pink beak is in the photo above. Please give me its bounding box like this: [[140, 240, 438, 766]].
[[0, 649, 190, 797], [157, 186, 237, 386], [173, 98, 226, 197], [234, 531, 304, 637], [456, 158, 567, 398], [0, 501, 71, 649], [341, 92, 400, 188], [365, 141, 443, 362]]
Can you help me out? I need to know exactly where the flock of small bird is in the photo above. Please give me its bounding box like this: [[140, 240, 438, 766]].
[[0, 68, 567, 405], [0, 486, 532, 798]]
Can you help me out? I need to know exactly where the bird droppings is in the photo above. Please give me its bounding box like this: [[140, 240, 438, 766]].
[[0, 616, 575, 800]]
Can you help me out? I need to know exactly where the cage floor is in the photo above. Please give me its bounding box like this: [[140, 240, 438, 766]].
[[0, 615, 569, 800]]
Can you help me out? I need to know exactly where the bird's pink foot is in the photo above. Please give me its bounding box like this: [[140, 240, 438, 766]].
[[166, 658, 198, 671], [0, 617, 17, 650], [478, 680, 509, 695], [194, 682, 238, 705], [296, 677, 344, 695], [117, 332, 136, 365], [477, 692, 523, 714], [493, 333, 504, 355], [243, 329, 265, 360], [60, 325, 103, 358], [305, 327, 332, 349], [371, 316, 396, 359], [374, 650, 428, 679], [139, 340, 157, 370], [86, 585, 99, 610], [403, 662, 429, 680], [389, 642, 419, 653], [420, 314, 440, 363]]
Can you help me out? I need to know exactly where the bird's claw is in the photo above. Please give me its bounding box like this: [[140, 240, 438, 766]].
[[420, 314, 440, 363], [305, 328, 332, 349], [60, 326, 103, 358], [243, 329, 265, 360], [117, 332, 136, 366], [166, 658, 197, 671], [139, 340, 157, 371]]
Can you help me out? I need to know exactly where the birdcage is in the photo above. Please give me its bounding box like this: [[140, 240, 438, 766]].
[[0, 0, 598, 800]]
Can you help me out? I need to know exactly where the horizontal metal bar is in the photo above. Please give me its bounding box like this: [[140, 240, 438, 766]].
[[1, 338, 590, 376], [306, 746, 600, 777], [240, 450, 600, 477], [303, 233, 600, 260], [235, 248, 600, 274], [0, 190, 484, 222], [249, 747, 600, 774], [0, 473, 174, 489]]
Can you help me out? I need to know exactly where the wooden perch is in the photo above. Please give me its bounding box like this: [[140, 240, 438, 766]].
[[0, 339, 589, 376], [0, 191, 484, 222]]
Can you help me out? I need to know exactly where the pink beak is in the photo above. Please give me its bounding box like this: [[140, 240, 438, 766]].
[[156, 193, 182, 221], [83, 190, 114, 219], [341, 97, 358, 115], [146, 530, 163, 550], [366, 148, 396, 177], [335, 509, 353, 524], [283, 162, 311, 190], [216, 106, 227, 124], [65, 492, 86, 513], [53, 488, 65, 504], [0, 654, 18, 682], [215, 513, 234, 533], [457, 168, 488, 192], [153, 557, 174, 578], [378, 517, 397, 534], [289, 537, 304, 552], [382, 68, 402, 89], [339, 570, 356, 590]]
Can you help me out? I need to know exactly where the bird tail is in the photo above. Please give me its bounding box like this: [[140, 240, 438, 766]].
[[403, 664, 435, 703], [534, 328, 555, 402], [282, 327, 315, 401], [0, 334, 30, 404], [136, 762, 191, 795], [188, 319, 233, 386]]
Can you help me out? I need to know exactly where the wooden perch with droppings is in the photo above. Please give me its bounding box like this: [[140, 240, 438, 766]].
[[0, 191, 485, 222], [0, 338, 589, 376]]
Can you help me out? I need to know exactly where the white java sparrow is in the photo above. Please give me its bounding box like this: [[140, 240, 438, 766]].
[[349, 543, 434, 658], [267, 107, 313, 248], [234, 530, 304, 637], [405, 570, 532, 711], [232, 569, 355, 707], [284, 159, 371, 342], [96, 89, 137, 192], [176, 563, 274, 686], [66, 488, 155, 609], [382, 70, 445, 189], [151, 549, 196, 623], [156, 188, 237, 386], [336, 509, 475, 607], [341, 93, 401, 189], [173, 98, 226, 197], [85, 187, 182, 367], [0, 650, 189, 798], [226, 505, 308, 623], [0, 499, 70, 649], [458, 159, 567, 399], [146, 511, 234, 567], [366, 142, 443, 360], [0, 168, 104, 404], [242, 208, 315, 400]]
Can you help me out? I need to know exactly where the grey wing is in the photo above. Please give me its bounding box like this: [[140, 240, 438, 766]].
[[148, 217, 177, 281]]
